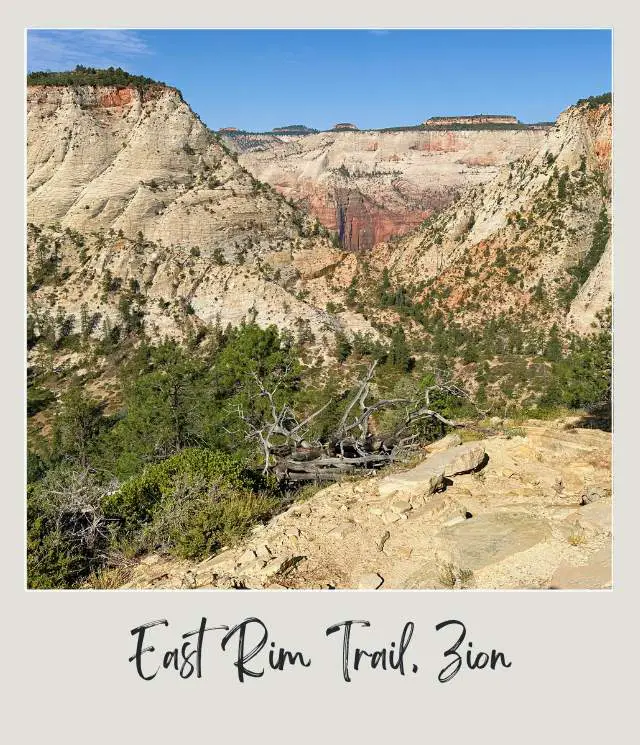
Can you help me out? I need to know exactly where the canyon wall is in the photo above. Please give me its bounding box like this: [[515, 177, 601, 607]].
[[27, 83, 611, 352], [367, 101, 612, 334], [27, 85, 313, 259], [227, 127, 550, 251]]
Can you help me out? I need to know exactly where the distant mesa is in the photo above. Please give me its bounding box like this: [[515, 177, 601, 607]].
[[272, 124, 318, 134], [333, 122, 359, 131], [424, 115, 518, 126], [219, 127, 239, 133]]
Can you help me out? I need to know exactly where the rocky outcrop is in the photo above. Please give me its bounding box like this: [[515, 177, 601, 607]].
[[118, 419, 611, 590], [26, 86, 611, 353], [227, 127, 548, 251], [377, 441, 485, 498]]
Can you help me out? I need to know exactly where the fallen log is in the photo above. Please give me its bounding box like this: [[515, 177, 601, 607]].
[[285, 470, 374, 482], [240, 363, 490, 483], [283, 453, 392, 471]]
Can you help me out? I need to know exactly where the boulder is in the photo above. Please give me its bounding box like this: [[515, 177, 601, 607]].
[[560, 499, 612, 540], [377, 442, 486, 499], [382, 511, 402, 525], [391, 499, 412, 514], [237, 548, 257, 565], [436, 442, 487, 477]]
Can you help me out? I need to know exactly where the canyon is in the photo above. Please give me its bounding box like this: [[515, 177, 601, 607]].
[[26, 75, 612, 593], [27, 83, 611, 356], [357, 99, 613, 337], [27, 81, 612, 357], [226, 125, 550, 251]]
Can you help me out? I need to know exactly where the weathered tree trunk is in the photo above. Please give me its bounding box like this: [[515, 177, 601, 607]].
[[240, 363, 488, 484]]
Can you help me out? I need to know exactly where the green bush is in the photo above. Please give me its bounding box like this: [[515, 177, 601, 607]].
[[27, 470, 106, 589], [27, 509, 90, 589], [103, 448, 277, 558], [144, 483, 277, 560], [541, 309, 611, 412]]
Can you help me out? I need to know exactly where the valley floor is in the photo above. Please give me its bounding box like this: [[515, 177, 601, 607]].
[[114, 418, 611, 591]]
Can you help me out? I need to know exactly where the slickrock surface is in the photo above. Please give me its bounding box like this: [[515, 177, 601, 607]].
[[28, 85, 320, 257], [377, 441, 485, 498], [120, 419, 612, 590]]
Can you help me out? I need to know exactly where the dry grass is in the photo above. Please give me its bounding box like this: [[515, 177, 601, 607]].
[[438, 562, 475, 588], [567, 527, 587, 547], [83, 565, 132, 589]]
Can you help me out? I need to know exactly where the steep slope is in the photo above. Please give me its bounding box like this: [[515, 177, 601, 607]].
[[228, 126, 550, 251], [27, 224, 378, 353], [28, 84, 319, 259], [27, 84, 380, 352], [366, 99, 612, 334]]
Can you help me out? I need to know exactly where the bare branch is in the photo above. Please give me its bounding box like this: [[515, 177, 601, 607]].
[[238, 360, 487, 484], [337, 360, 378, 436]]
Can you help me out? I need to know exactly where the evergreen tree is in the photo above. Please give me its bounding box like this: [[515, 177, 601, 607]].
[[544, 324, 563, 362], [51, 385, 106, 468], [388, 325, 412, 371]]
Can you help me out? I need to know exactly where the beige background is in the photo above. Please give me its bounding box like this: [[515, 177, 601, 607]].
[[3, 4, 637, 742]]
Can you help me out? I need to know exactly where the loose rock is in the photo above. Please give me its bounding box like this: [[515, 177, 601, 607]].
[[358, 573, 384, 590]]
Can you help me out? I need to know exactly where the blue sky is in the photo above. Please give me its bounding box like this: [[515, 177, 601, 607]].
[[27, 29, 612, 130]]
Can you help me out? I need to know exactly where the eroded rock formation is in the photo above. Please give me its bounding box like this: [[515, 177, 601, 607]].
[[367, 100, 612, 334], [227, 126, 549, 251]]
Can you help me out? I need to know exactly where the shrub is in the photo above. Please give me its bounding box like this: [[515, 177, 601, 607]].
[[335, 333, 353, 362], [27, 468, 109, 588], [143, 476, 277, 559], [103, 448, 277, 558]]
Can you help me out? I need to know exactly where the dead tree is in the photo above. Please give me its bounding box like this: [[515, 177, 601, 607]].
[[239, 362, 488, 484]]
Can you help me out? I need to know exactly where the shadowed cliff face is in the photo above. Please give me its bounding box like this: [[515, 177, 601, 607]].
[[227, 128, 550, 251], [331, 187, 435, 252]]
